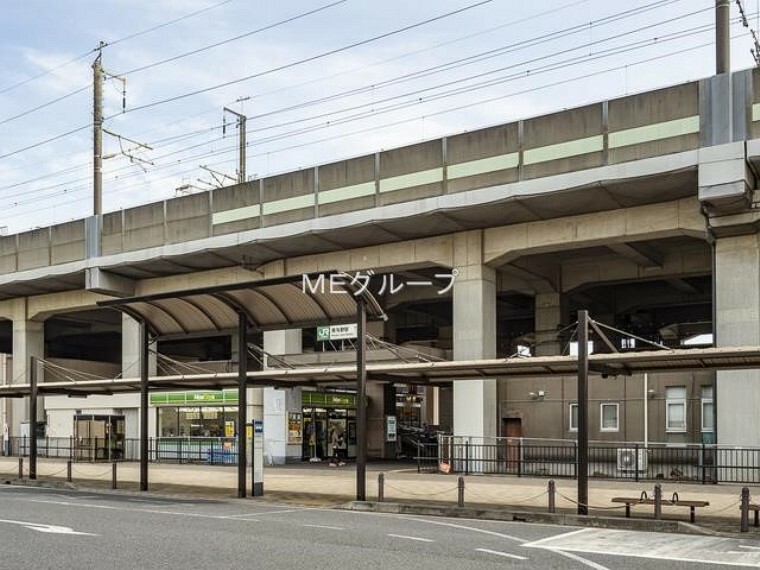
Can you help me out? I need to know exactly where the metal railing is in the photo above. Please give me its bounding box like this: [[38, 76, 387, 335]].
[[416, 436, 760, 484], [5, 436, 239, 465]]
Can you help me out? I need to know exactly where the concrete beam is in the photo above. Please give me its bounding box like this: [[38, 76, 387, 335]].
[[562, 245, 710, 293], [27, 290, 111, 322], [284, 235, 455, 277], [499, 264, 557, 294], [607, 242, 663, 268], [85, 267, 135, 297], [484, 197, 705, 267], [665, 278, 701, 294]]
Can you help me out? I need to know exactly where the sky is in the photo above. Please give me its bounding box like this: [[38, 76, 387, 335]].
[[0, 0, 758, 234]]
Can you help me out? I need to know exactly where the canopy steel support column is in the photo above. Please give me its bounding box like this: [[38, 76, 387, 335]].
[[237, 311, 248, 499], [139, 320, 149, 492], [356, 297, 367, 501], [577, 310, 589, 515], [29, 356, 38, 480]]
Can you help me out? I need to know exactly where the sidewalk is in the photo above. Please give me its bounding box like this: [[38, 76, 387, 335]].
[[0, 457, 753, 529]]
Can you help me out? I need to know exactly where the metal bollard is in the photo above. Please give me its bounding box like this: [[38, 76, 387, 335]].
[[741, 487, 750, 533], [653, 484, 662, 520], [17, 457, 22, 479], [112, 462, 117, 490], [457, 476, 465, 508], [67, 460, 72, 483], [378, 473, 385, 502], [548, 480, 556, 513]]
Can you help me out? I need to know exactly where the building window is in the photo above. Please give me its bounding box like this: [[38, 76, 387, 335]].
[[666, 386, 687, 432], [600, 403, 619, 432], [569, 403, 578, 431], [701, 386, 714, 433]]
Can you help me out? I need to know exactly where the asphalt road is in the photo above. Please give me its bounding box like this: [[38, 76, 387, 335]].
[[0, 486, 759, 569]]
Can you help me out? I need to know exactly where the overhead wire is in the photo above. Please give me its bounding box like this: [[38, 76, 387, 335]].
[[107, 0, 497, 118], [0, 28, 736, 227], [0, 2, 736, 224], [0, 16, 732, 215], [0, 1, 700, 201], [0, 0, 493, 164], [117, 0, 350, 77], [0, 0, 236, 120]]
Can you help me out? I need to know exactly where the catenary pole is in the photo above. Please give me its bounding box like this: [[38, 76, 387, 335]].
[[716, 0, 730, 74], [577, 310, 589, 515]]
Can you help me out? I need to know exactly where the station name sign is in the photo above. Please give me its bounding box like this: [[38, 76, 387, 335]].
[[316, 323, 357, 341]]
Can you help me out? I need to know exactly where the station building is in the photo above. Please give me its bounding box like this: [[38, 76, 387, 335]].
[[0, 68, 759, 460]]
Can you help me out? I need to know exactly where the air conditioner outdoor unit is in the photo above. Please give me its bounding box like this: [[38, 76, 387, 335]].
[[617, 448, 647, 472]]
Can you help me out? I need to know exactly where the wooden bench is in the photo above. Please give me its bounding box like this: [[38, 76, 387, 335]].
[[611, 492, 709, 523]]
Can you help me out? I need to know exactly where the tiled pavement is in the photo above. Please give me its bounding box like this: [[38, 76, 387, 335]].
[[0, 457, 755, 531]]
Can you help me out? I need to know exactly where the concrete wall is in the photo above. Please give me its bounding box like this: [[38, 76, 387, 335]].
[[498, 371, 714, 443]]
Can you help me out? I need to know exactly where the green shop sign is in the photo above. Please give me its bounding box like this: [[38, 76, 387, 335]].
[[150, 390, 239, 406], [302, 391, 356, 408]]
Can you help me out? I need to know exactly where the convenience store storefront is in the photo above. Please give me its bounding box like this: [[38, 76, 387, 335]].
[[152, 390, 239, 438]]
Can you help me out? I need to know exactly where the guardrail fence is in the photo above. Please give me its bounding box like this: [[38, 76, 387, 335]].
[[5, 436, 239, 465], [413, 435, 760, 485]]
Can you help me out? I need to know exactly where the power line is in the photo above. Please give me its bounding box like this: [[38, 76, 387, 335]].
[[0, 0, 494, 163], [108, 0, 496, 118], [105, 0, 235, 49], [0, 124, 90, 161], [1, 29, 733, 223], [252, 0, 596, 102], [0, 0, 235, 97], [118, 0, 349, 77], [0, 6, 723, 205]]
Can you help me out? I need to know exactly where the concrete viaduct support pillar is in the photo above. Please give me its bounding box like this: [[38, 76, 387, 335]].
[[535, 293, 562, 357], [453, 232, 497, 441], [263, 330, 302, 464], [715, 234, 760, 446], [122, 314, 156, 441], [11, 304, 44, 438]]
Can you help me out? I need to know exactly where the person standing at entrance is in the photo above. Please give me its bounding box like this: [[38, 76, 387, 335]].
[[329, 426, 345, 467]]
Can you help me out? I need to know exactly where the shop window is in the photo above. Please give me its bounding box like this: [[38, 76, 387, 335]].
[[666, 386, 687, 432], [157, 406, 238, 437], [600, 403, 619, 432]]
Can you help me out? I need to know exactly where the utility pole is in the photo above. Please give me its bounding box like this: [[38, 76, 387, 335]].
[[92, 45, 147, 215], [93, 48, 104, 216], [716, 0, 731, 74], [224, 107, 247, 183], [577, 310, 589, 516]]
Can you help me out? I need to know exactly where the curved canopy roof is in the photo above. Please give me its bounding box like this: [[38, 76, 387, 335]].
[[97, 272, 386, 337]]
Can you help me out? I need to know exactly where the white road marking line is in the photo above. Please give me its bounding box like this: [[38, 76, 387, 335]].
[[739, 545, 760, 551], [521, 528, 592, 548], [26, 499, 263, 521], [475, 548, 527, 561], [523, 528, 760, 569], [406, 518, 605, 569], [545, 549, 612, 570], [0, 518, 97, 536], [388, 533, 434, 543], [399, 517, 526, 543], [303, 524, 344, 531], [225, 508, 311, 518]]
